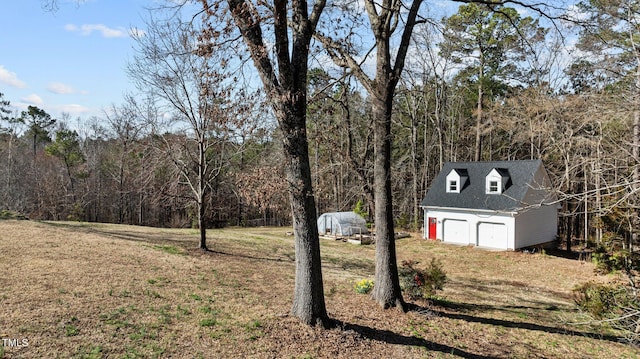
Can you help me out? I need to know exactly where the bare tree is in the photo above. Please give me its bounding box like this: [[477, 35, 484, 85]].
[[236, 161, 288, 226], [0, 95, 26, 213], [307, 70, 374, 216], [573, 0, 640, 248], [128, 13, 238, 251], [103, 96, 148, 224]]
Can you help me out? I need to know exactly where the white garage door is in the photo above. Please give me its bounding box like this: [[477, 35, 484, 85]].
[[443, 219, 469, 245], [477, 222, 508, 249]]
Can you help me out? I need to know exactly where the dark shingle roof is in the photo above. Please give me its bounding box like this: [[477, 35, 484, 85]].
[[420, 160, 547, 212]]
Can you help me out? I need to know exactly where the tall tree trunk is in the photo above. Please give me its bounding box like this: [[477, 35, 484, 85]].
[[118, 150, 127, 223], [198, 140, 208, 250], [411, 114, 419, 229], [371, 89, 405, 310], [584, 161, 589, 244], [315, 138, 320, 216], [32, 133, 37, 161], [314, 0, 423, 312], [633, 55, 640, 249], [139, 192, 144, 225], [566, 199, 573, 254], [221, 0, 329, 326], [280, 100, 329, 326], [433, 85, 444, 170], [198, 199, 207, 250], [345, 105, 375, 218], [5, 133, 14, 208], [474, 65, 484, 162]]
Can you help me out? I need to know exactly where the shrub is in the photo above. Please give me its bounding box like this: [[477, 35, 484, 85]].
[[353, 200, 369, 219], [573, 282, 629, 319], [399, 258, 447, 300], [67, 202, 84, 221], [354, 279, 374, 294], [396, 213, 410, 230], [353, 200, 371, 228], [592, 245, 621, 273], [573, 281, 640, 346], [591, 245, 640, 275], [0, 210, 28, 220]]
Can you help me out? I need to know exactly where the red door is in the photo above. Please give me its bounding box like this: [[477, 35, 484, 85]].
[[428, 217, 437, 240]]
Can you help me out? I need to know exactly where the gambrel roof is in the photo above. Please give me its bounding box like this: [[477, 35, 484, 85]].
[[421, 160, 554, 212]]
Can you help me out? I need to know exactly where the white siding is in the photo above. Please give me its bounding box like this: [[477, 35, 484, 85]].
[[423, 208, 516, 249], [514, 205, 558, 248], [421, 161, 558, 250], [423, 205, 557, 250], [515, 164, 558, 248]]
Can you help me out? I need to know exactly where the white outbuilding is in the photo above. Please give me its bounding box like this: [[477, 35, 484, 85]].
[[421, 160, 557, 250], [317, 211, 369, 237]]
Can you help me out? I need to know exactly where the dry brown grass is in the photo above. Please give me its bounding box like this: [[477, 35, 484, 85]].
[[0, 220, 637, 358]]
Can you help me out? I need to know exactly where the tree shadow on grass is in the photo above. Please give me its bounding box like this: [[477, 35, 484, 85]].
[[540, 247, 581, 260], [408, 302, 622, 344], [42, 221, 294, 263], [429, 296, 563, 314], [204, 248, 294, 263], [42, 221, 190, 245], [336, 320, 495, 359], [42, 222, 294, 262]]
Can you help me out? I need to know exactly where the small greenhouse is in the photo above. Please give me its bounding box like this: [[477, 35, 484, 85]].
[[317, 211, 368, 236]]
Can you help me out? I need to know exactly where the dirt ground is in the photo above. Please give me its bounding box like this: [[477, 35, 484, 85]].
[[0, 220, 637, 358]]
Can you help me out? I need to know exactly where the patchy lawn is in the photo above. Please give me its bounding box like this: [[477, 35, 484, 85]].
[[0, 220, 636, 358]]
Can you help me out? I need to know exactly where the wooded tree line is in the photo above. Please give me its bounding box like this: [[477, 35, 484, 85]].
[[0, 97, 278, 228], [2, 0, 639, 247]]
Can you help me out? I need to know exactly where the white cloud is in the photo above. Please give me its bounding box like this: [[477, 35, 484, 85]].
[[57, 104, 91, 115], [65, 23, 128, 38], [47, 82, 76, 95], [21, 94, 43, 105], [0, 65, 27, 88]]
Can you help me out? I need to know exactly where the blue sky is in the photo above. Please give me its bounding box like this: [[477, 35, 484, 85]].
[[0, 1, 575, 126], [0, 1, 463, 126], [0, 1, 150, 121]]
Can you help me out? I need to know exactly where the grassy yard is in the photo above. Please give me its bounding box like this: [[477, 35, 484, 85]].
[[0, 220, 636, 358]]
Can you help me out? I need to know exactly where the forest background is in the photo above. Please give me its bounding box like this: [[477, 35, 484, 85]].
[[0, 0, 637, 252]]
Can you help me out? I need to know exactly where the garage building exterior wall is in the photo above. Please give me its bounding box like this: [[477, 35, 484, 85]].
[[514, 205, 558, 248], [423, 208, 516, 249]]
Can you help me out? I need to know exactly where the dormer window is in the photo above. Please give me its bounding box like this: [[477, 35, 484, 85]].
[[449, 180, 458, 192], [446, 168, 468, 193], [488, 180, 499, 193], [486, 168, 511, 194]]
